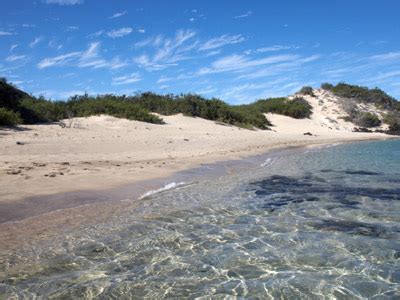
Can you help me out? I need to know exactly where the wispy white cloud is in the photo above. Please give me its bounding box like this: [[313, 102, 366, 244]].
[[137, 28, 146, 34], [198, 53, 301, 75], [65, 26, 79, 32], [134, 35, 164, 48], [22, 24, 36, 28], [48, 38, 63, 50], [196, 86, 217, 95], [109, 11, 127, 19], [77, 42, 128, 69], [107, 27, 133, 38], [134, 29, 197, 71], [87, 30, 104, 38], [29, 37, 43, 48], [6, 54, 27, 62], [157, 77, 170, 83], [217, 78, 302, 104], [370, 51, 400, 61], [38, 42, 128, 70], [43, 0, 83, 5], [361, 70, 400, 86], [237, 55, 321, 80], [255, 45, 293, 53], [112, 73, 141, 85], [10, 80, 24, 86], [234, 11, 252, 19], [9, 44, 18, 52], [199, 34, 245, 51], [38, 52, 81, 69], [0, 31, 13, 36], [156, 73, 194, 84]]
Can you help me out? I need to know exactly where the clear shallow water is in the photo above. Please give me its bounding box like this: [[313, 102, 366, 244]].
[[1, 140, 400, 299]]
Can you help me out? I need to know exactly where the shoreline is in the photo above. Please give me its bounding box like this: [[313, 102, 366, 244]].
[[0, 135, 397, 255], [0, 134, 395, 225]]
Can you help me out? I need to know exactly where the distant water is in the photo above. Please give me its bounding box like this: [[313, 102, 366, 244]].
[[1, 140, 400, 299]]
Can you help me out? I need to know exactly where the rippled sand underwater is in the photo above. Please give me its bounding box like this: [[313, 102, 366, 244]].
[[1, 140, 400, 299]]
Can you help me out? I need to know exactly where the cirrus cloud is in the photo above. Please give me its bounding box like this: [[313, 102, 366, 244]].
[[107, 27, 133, 38], [43, 0, 83, 5]]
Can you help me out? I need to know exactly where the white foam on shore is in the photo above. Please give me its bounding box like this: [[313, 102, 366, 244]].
[[139, 182, 187, 199], [260, 157, 276, 167]]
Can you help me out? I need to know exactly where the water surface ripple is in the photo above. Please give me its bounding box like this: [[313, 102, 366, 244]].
[[1, 140, 400, 299]]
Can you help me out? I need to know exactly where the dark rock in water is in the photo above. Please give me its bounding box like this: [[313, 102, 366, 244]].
[[312, 219, 387, 238], [320, 169, 334, 173], [248, 173, 400, 213], [303, 132, 313, 136], [344, 170, 381, 175], [320, 169, 381, 176]]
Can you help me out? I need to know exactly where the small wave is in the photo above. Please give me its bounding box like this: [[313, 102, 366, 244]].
[[260, 157, 276, 167], [139, 182, 187, 199], [324, 142, 343, 148]]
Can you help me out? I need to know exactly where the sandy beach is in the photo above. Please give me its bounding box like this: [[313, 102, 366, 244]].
[[0, 89, 396, 254], [0, 90, 392, 207], [0, 114, 391, 207]]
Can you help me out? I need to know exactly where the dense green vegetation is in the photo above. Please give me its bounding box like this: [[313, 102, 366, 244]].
[[298, 86, 315, 97], [0, 107, 22, 126], [383, 112, 400, 134], [131, 92, 271, 129], [322, 82, 400, 111], [245, 97, 313, 119], [1, 78, 399, 134], [353, 112, 382, 128], [0, 79, 270, 129], [320, 83, 334, 91], [322, 82, 400, 129]]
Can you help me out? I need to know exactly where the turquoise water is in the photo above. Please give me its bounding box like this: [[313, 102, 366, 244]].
[[1, 140, 400, 299]]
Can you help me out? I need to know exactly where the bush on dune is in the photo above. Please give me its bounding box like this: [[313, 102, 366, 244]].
[[330, 83, 399, 110], [248, 97, 313, 119], [131, 93, 271, 129], [321, 83, 334, 91], [64, 94, 164, 124], [2, 78, 400, 132], [298, 86, 315, 97], [383, 113, 400, 133], [0, 107, 22, 126], [353, 112, 382, 127]]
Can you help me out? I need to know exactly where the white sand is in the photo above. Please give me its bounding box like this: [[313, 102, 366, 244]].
[[0, 99, 391, 204]]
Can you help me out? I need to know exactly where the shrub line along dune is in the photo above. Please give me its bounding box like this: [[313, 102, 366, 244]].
[[1, 77, 399, 134]]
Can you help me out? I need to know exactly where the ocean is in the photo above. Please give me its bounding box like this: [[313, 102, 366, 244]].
[[1, 139, 400, 299]]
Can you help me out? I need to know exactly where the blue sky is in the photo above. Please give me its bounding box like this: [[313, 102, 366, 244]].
[[1, 0, 400, 103]]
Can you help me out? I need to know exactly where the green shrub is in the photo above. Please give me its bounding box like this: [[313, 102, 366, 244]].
[[131, 93, 271, 129], [383, 113, 400, 133], [249, 97, 313, 119], [298, 86, 315, 96], [353, 112, 381, 127], [321, 83, 334, 91], [0, 107, 22, 126], [331, 83, 399, 110], [19, 97, 65, 123], [65, 95, 164, 124]]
